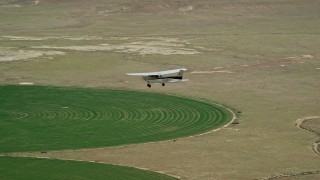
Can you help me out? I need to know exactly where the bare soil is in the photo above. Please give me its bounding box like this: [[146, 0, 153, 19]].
[[0, 47, 65, 61]]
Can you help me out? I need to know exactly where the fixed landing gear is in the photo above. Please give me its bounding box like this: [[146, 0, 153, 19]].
[[147, 83, 165, 88]]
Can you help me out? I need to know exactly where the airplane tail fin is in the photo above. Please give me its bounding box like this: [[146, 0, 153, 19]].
[[177, 69, 187, 79]]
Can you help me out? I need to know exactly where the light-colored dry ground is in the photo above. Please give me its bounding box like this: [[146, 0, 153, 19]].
[[1, 0, 320, 179], [190, 70, 234, 74], [299, 118, 320, 134], [0, 47, 65, 61], [261, 171, 320, 180], [296, 117, 320, 156], [0, 37, 200, 61], [32, 38, 200, 55], [295, 117, 319, 130]]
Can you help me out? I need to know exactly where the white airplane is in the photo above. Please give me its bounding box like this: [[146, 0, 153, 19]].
[[126, 68, 188, 88]]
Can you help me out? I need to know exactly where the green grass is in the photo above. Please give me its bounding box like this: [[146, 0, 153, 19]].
[[0, 156, 177, 180], [0, 85, 232, 152]]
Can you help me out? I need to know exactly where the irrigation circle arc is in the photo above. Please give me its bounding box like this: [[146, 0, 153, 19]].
[[0, 85, 233, 152]]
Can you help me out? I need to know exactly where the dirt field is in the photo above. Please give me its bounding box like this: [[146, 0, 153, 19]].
[[297, 117, 320, 155], [1, 0, 320, 179], [300, 118, 320, 135]]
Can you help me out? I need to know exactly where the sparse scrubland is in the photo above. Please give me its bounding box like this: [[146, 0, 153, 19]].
[[0, 0, 319, 179]]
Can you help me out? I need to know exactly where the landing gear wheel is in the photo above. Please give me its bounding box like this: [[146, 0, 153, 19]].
[[147, 84, 151, 88], [162, 83, 165, 87]]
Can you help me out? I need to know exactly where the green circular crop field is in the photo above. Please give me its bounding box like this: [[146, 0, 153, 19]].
[[0, 85, 232, 152], [0, 156, 178, 180]]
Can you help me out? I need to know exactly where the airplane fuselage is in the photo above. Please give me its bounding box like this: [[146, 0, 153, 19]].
[[143, 75, 182, 84], [126, 68, 187, 88]]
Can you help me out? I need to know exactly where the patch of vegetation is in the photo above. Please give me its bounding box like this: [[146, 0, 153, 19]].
[[0, 85, 232, 152], [299, 118, 320, 154], [300, 118, 320, 135], [0, 156, 178, 180]]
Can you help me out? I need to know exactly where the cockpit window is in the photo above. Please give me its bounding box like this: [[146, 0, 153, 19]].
[[148, 75, 160, 78]]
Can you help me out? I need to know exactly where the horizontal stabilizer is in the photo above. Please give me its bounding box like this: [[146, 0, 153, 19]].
[[127, 68, 187, 76]]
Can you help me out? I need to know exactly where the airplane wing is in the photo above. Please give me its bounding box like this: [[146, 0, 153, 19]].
[[126, 68, 187, 76], [167, 79, 189, 83]]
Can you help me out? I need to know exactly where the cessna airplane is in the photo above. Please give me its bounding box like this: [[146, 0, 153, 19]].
[[126, 68, 188, 88]]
